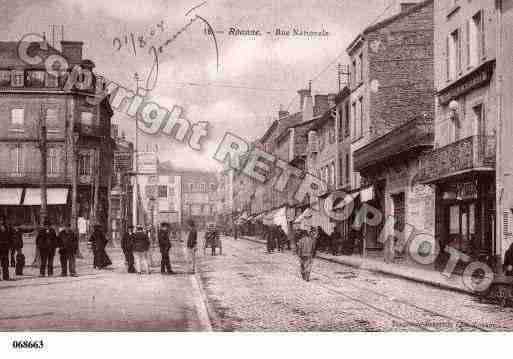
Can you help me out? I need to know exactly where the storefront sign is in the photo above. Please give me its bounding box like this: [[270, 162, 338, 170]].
[[438, 60, 495, 105], [456, 181, 477, 200]]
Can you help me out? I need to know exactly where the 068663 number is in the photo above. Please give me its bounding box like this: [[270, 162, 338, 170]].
[[12, 340, 44, 349]]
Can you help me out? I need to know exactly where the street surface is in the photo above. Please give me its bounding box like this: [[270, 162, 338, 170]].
[[3, 234, 513, 331], [199, 236, 513, 331], [0, 237, 210, 331]]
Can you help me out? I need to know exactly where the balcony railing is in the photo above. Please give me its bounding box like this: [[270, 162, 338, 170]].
[[417, 135, 495, 183], [0, 171, 72, 185]]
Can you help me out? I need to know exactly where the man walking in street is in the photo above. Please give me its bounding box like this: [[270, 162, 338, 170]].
[[186, 220, 198, 274], [158, 222, 173, 274], [296, 227, 317, 281], [58, 225, 78, 277], [0, 220, 12, 281], [121, 226, 135, 273], [36, 221, 58, 277], [133, 226, 150, 274]]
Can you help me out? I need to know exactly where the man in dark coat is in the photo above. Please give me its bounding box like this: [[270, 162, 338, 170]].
[[36, 222, 58, 277], [10, 225, 23, 267], [186, 220, 198, 274], [132, 226, 150, 274], [8, 222, 16, 268], [121, 226, 135, 273], [158, 223, 173, 274], [89, 225, 112, 269], [58, 225, 78, 277], [0, 221, 12, 281]]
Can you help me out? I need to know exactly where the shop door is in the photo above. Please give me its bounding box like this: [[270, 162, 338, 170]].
[[392, 193, 405, 256], [448, 202, 476, 255]]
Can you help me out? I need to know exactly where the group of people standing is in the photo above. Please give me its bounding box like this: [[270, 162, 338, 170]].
[[262, 224, 289, 253], [120, 220, 198, 275], [0, 220, 24, 281]]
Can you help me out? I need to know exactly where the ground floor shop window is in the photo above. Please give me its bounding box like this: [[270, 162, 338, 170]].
[[449, 202, 476, 255]]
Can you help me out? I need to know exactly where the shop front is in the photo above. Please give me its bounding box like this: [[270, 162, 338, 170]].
[[435, 176, 495, 268]]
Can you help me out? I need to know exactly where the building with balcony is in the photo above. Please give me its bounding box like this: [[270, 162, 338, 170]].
[[348, 0, 436, 259], [417, 0, 498, 267], [179, 170, 218, 228], [0, 40, 114, 230]]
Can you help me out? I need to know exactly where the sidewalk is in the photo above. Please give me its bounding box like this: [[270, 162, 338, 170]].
[[240, 235, 474, 295]]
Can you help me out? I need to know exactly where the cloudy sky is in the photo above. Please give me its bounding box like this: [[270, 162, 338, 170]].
[[1, 0, 416, 171]]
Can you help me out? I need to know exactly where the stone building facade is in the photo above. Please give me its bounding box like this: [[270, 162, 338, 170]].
[[0, 40, 114, 231], [349, 0, 436, 260]]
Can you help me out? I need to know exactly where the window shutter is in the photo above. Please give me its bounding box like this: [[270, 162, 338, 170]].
[[465, 20, 470, 67], [445, 36, 450, 80], [480, 10, 486, 59]]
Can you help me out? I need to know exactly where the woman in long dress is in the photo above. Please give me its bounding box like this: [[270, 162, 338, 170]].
[[90, 225, 112, 269]]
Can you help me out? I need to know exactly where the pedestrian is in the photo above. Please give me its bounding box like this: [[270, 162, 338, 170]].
[[158, 223, 173, 274], [296, 227, 317, 281], [36, 221, 58, 277], [186, 220, 198, 274], [8, 222, 16, 268], [58, 225, 78, 277], [11, 224, 24, 275], [89, 224, 112, 270], [0, 220, 13, 281], [121, 226, 136, 273], [132, 226, 150, 274]]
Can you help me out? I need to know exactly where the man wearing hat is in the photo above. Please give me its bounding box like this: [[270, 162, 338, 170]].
[[186, 220, 198, 274], [158, 223, 173, 274], [121, 226, 135, 273], [36, 221, 58, 277], [132, 225, 150, 274], [296, 226, 317, 281]]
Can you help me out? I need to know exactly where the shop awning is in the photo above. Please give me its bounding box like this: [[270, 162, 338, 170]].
[[293, 208, 312, 224], [0, 188, 23, 205], [360, 186, 374, 203], [23, 188, 69, 205]]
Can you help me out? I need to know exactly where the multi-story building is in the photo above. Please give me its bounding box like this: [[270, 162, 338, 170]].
[[110, 129, 134, 240], [418, 0, 498, 268], [0, 40, 114, 230], [349, 0, 436, 260], [180, 170, 218, 228]]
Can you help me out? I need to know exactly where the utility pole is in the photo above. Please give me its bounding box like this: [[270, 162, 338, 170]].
[[39, 105, 48, 225]]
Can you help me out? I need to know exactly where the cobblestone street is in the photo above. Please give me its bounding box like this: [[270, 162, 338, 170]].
[[0, 239, 210, 331], [199, 236, 513, 331]]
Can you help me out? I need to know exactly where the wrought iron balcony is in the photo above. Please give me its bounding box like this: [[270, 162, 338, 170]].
[[0, 171, 72, 185], [417, 135, 495, 183], [354, 116, 434, 172]]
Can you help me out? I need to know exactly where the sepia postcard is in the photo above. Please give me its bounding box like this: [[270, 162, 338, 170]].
[[0, 0, 512, 356]]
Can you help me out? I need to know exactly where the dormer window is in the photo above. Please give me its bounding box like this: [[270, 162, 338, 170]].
[[0, 71, 11, 86], [11, 70, 24, 87]]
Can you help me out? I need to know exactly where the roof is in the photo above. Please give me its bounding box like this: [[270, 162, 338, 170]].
[[346, 0, 433, 53]]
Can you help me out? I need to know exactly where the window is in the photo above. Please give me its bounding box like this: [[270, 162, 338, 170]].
[[189, 183, 195, 192], [0, 70, 10, 86], [358, 53, 363, 83], [330, 162, 335, 187], [210, 183, 216, 191], [448, 29, 461, 79], [78, 152, 91, 175], [358, 97, 364, 138], [344, 102, 350, 137], [158, 185, 167, 198], [339, 157, 344, 187], [200, 183, 206, 192], [11, 108, 24, 125], [46, 108, 58, 127], [80, 112, 93, 126], [11, 70, 24, 87], [345, 153, 350, 186], [351, 59, 357, 87], [10, 145, 23, 174], [352, 102, 357, 139], [47, 147, 59, 175], [26, 70, 45, 87], [45, 73, 58, 88], [468, 11, 485, 67]]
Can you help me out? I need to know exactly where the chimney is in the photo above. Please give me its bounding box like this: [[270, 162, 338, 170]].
[[298, 88, 311, 111], [314, 94, 330, 117], [303, 92, 314, 122], [60, 41, 83, 66], [400, 2, 418, 12]]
